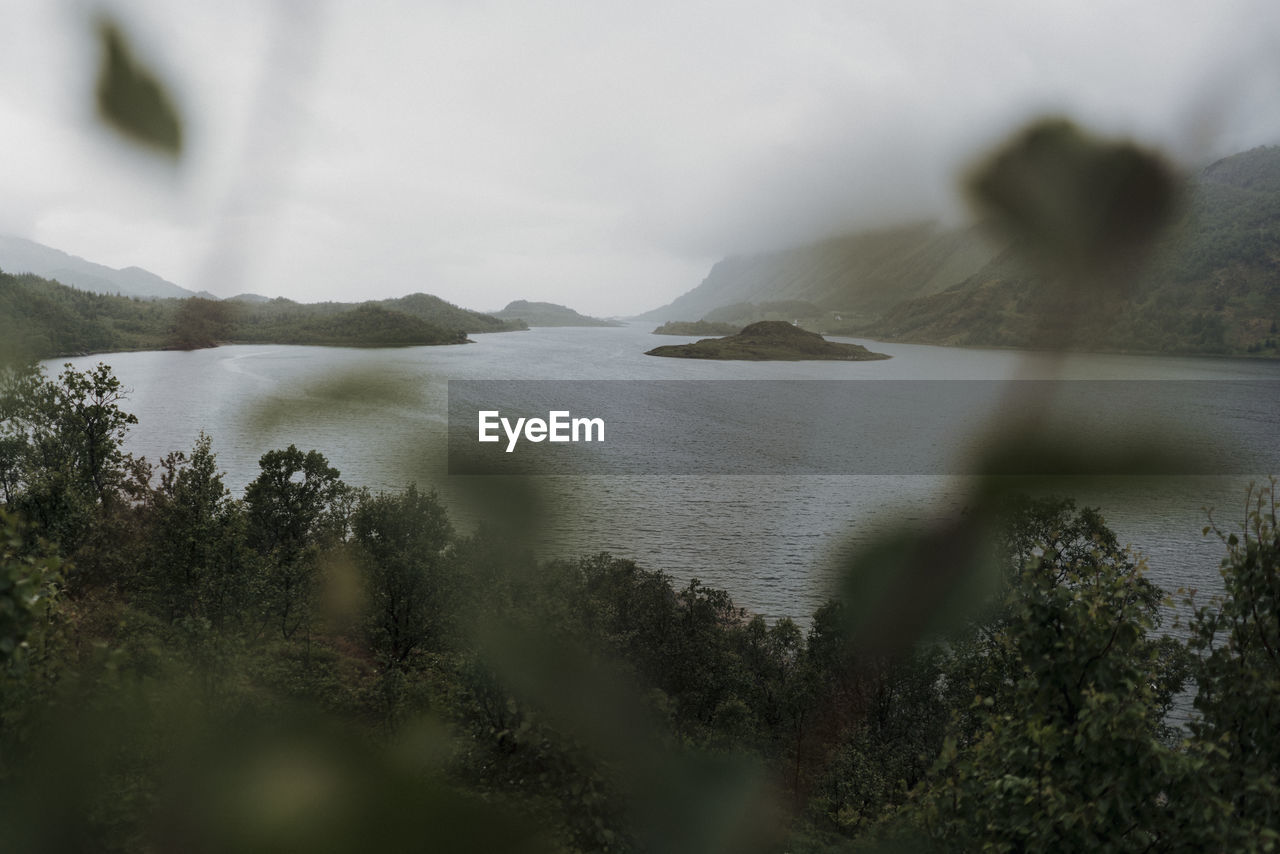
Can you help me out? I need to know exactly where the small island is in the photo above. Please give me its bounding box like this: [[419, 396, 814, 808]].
[[645, 320, 890, 361], [651, 320, 741, 336]]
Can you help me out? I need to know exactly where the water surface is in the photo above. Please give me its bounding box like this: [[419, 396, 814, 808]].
[[55, 324, 1280, 622]]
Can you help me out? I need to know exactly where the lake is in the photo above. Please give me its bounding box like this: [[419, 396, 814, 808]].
[[52, 324, 1280, 623]]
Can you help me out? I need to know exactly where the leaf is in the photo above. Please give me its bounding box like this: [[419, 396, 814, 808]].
[[966, 118, 1177, 282], [94, 18, 184, 157]]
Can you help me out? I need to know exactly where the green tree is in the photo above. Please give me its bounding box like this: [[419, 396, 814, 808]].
[[1186, 480, 1280, 844], [244, 445, 345, 638], [140, 433, 251, 629], [912, 497, 1203, 851], [351, 484, 453, 665], [45, 362, 138, 506], [0, 361, 45, 506], [7, 362, 138, 555], [0, 509, 61, 673]]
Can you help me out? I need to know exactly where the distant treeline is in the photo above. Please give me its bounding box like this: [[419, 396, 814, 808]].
[[651, 319, 741, 336], [0, 268, 526, 359], [1, 360, 1277, 851]]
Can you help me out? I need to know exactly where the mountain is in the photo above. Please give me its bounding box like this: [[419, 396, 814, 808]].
[[639, 222, 997, 325], [871, 146, 1280, 354], [0, 235, 197, 299], [645, 145, 1280, 357], [492, 299, 621, 327]]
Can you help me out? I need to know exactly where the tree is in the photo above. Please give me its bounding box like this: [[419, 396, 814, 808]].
[[244, 445, 345, 638], [44, 363, 138, 506], [1186, 480, 1280, 844], [140, 433, 250, 629], [351, 484, 452, 665], [0, 362, 45, 506], [5, 362, 138, 555], [0, 509, 61, 673], [912, 497, 1205, 851]]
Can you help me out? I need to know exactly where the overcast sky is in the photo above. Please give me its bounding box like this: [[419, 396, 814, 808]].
[[2, 1, 1279, 316]]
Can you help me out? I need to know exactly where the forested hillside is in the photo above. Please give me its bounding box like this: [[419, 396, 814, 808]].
[[640, 223, 997, 325], [0, 270, 524, 359], [648, 146, 1280, 356], [872, 146, 1280, 353]]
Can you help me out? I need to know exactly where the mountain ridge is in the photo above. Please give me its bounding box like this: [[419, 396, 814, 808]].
[[643, 145, 1280, 357], [0, 235, 198, 300], [868, 145, 1280, 354]]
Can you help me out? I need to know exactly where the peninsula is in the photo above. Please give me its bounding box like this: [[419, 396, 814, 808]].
[[492, 300, 622, 327], [645, 320, 890, 361]]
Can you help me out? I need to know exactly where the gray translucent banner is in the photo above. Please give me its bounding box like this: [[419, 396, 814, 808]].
[[447, 380, 1280, 475]]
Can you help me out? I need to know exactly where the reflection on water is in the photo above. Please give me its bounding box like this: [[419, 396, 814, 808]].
[[55, 324, 1280, 621]]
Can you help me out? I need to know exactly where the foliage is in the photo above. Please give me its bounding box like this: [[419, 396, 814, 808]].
[[139, 433, 253, 629], [907, 498, 1216, 852], [0, 510, 61, 673], [1186, 480, 1280, 845], [351, 485, 452, 665], [4, 362, 139, 554], [94, 17, 183, 156], [245, 445, 347, 639]]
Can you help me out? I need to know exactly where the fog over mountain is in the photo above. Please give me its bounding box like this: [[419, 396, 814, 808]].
[[2, 2, 1279, 315]]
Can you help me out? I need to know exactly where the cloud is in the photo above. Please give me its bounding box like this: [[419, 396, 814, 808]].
[[2, 0, 1279, 315]]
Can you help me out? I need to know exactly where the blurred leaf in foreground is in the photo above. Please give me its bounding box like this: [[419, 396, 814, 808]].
[[967, 118, 1177, 284], [95, 17, 184, 157]]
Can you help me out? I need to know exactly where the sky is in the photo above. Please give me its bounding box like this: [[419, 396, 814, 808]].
[[1, 1, 1279, 317]]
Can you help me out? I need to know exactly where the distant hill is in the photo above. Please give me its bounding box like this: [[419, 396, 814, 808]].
[[492, 299, 621, 327], [0, 235, 197, 300], [0, 271, 524, 359], [380, 293, 525, 332], [870, 146, 1280, 355], [652, 320, 741, 336], [638, 223, 997, 325]]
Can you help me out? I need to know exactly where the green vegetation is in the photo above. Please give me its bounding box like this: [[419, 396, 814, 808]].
[[651, 320, 741, 336], [29, 21, 1275, 852], [1, 361, 1277, 851], [646, 144, 1280, 357], [639, 223, 997, 326], [491, 299, 622, 327], [0, 270, 525, 360], [872, 145, 1280, 355], [646, 320, 890, 361]]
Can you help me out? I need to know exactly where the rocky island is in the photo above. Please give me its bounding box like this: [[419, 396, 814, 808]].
[[645, 320, 890, 361]]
